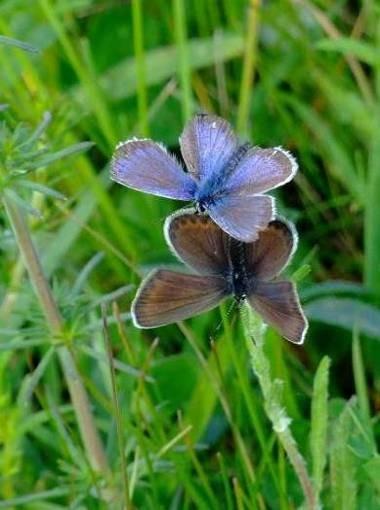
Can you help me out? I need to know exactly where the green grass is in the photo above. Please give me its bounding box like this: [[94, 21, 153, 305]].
[[0, 0, 380, 508]]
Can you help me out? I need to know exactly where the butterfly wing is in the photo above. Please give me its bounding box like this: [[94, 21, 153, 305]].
[[247, 280, 308, 344], [132, 269, 228, 328], [165, 209, 231, 275], [208, 194, 275, 242], [111, 139, 196, 200], [179, 114, 238, 181], [245, 219, 297, 280], [223, 146, 298, 195]]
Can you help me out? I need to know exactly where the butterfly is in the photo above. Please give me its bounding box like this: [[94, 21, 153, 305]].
[[111, 114, 298, 242], [131, 210, 308, 344]]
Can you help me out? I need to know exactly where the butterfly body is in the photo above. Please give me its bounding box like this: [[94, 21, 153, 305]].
[[132, 211, 308, 344], [111, 114, 298, 242], [194, 143, 251, 213], [222, 238, 249, 301]]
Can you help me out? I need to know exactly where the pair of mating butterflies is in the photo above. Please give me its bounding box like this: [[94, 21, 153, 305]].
[[111, 114, 308, 344]]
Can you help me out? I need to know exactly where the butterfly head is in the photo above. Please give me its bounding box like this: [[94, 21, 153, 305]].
[[194, 189, 216, 214]]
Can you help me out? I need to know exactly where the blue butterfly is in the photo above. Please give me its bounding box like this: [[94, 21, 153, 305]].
[[111, 114, 298, 242]]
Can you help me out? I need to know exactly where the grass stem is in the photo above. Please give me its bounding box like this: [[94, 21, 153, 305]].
[[241, 305, 317, 510], [3, 196, 110, 479]]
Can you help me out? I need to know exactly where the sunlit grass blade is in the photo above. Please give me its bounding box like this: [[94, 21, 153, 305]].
[[237, 0, 260, 135], [132, 0, 149, 136], [173, 0, 193, 121], [364, 105, 380, 294]]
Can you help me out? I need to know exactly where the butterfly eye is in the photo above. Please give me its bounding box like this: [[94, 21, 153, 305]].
[[197, 202, 206, 213]]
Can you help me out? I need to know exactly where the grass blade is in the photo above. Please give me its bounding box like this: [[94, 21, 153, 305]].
[[173, 0, 193, 121]]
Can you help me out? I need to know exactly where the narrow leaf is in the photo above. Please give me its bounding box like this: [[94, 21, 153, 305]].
[[305, 297, 380, 338], [0, 35, 39, 53], [17, 179, 67, 201], [330, 400, 358, 510], [4, 189, 42, 218], [17, 347, 56, 410], [316, 37, 378, 66], [310, 356, 330, 498], [29, 141, 95, 169]]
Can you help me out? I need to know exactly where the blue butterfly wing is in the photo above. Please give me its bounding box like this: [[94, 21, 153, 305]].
[[223, 146, 298, 194], [111, 139, 197, 200], [208, 194, 275, 242], [179, 114, 238, 181]]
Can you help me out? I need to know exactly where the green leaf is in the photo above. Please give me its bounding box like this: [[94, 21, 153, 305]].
[[0, 35, 39, 54], [352, 333, 373, 433], [316, 37, 378, 66], [18, 111, 52, 148], [71, 252, 104, 295], [362, 457, 380, 494], [17, 180, 67, 201], [301, 280, 368, 301], [310, 356, 330, 498], [0, 488, 69, 508], [330, 400, 358, 510], [364, 103, 380, 295], [286, 97, 365, 203], [3, 189, 42, 218], [151, 353, 199, 413], [29, 141, 95, 169], [305, 297, 380, 338], [17, 347, 55, 410]]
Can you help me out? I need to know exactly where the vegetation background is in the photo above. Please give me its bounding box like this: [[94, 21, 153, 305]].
[[0, 0, 379, 508]]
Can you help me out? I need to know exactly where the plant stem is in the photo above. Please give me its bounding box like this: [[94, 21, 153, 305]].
[[3, 195, 109, 477], [241, 304, 317, 510]]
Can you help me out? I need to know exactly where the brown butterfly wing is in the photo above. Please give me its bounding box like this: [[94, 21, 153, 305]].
[[245, 219, 297, 280], [165, 210, 230, 275], [247, 280, 308, 344], [132, 269, 228, 328]]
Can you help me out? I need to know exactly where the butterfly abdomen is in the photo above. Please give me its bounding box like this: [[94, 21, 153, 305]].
[[228, 238, 250, 301]]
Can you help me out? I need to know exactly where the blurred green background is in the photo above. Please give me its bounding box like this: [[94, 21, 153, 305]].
[[0, 0, 379, 508]]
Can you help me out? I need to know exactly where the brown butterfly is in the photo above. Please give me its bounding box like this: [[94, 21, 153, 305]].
[[132, 210, 308, 344]]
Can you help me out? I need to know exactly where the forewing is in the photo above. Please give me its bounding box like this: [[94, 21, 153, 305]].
[[179, 114, 238, 181], [245, 219, 297, 280], [208, 194, 275, 243], [248, 280, 308, 344], [132, 269, 228, 328], [165, 209, 230, 275], [224, 146, 298, 195], [111, 139, 196, 200]]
